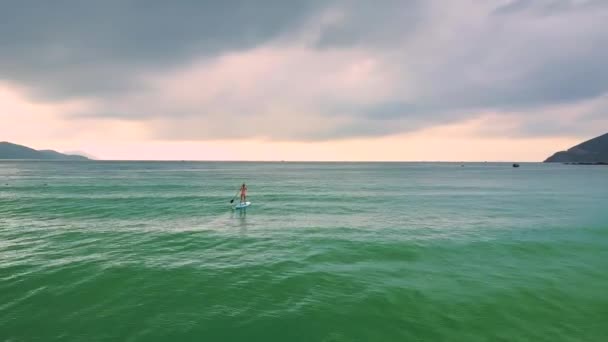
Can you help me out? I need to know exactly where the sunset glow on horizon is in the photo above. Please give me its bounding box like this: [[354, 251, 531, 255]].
[[1, 1, 607, 161]]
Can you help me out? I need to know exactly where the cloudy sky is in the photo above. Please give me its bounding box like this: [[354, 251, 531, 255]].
[[1, 0, 607, 161]]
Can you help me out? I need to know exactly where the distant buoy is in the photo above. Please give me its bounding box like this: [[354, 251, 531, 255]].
[[512, 163, 520, 168]]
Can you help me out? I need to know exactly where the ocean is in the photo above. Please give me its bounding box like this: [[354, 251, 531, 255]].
[[1, 161, 607, 341]]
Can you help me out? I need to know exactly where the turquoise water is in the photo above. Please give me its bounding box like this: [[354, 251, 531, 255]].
[[1, 161, 607, 341]]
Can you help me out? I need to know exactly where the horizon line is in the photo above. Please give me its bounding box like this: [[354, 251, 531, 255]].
[[0, 159, 540, 163]]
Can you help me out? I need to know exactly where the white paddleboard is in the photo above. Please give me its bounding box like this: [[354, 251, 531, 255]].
[[233, 201, 251, 209]]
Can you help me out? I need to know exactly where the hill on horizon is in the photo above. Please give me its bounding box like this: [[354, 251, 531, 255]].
[[0, 142, 90, 160], [544, 133, 608, 163]]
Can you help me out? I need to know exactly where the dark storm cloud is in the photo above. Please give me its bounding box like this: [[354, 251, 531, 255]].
[[432, 42, 608, 111], [0, 0, 325, 98], [493, 0, 606, 16], [402, 0, 608, 113], [314, 0, 425, 48]]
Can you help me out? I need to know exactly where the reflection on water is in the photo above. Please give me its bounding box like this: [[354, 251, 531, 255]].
[[231, 208, 248, 232]]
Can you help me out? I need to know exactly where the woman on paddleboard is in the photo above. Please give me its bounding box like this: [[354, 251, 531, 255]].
[[240, 183, 247, 203]]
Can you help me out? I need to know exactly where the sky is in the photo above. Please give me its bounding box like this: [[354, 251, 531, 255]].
[[1, 0, 607, 161]]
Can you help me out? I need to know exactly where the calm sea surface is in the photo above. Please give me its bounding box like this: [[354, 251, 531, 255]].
[[1, 161, 607, 341]]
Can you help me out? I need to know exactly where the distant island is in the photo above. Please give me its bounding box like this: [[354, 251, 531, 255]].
[[0, 142, 90, 160], [544, 133, 608, 164]]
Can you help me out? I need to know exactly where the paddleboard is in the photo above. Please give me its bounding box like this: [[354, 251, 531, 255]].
[[233, 201, 251, 209]]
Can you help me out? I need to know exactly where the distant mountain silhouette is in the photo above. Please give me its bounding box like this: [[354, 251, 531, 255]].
[[544, 133, 608, 163], [0, 142, 89, 160]]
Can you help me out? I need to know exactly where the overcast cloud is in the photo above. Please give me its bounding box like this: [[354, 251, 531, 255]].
[[0, 0, 607, 141]]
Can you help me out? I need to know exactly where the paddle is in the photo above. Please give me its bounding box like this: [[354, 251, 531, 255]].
[[229, 188, 241, 204]]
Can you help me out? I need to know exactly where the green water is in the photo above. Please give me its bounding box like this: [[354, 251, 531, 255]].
[[1, 161, 607, 341]]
